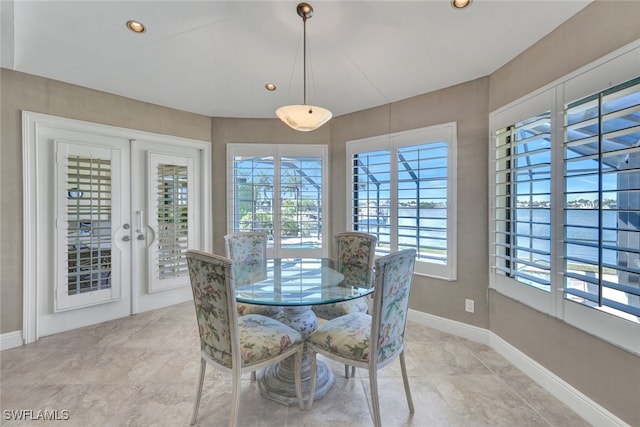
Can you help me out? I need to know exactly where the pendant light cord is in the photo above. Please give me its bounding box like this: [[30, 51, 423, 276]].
[[303, 13, 308, 106]]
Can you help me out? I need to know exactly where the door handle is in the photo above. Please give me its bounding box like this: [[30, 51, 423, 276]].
[[136, 210, 146, 241], [122, 235, 131, 242]]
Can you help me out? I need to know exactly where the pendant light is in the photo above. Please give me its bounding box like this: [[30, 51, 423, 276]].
[[276, 3, 332, 132]]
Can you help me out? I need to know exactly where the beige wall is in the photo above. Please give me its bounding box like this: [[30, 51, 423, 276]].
[[0, 69, 211, 333], [487, 2, 640, 425], [489, 1, 640, 111], [2, 1, 640, 424], [330, 77, 491, 328]]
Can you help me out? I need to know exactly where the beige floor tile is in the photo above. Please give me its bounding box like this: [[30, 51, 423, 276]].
[[410, 340, 493, 377], [432, 374, 550, 426], [1, 303, 589, 427]]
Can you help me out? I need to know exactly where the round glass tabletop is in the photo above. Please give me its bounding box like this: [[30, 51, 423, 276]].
[[234, 258, 373, 306]]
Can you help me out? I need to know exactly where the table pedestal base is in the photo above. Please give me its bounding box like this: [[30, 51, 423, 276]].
[[258, 305, 334, 405], [259, 355, 334, 406]]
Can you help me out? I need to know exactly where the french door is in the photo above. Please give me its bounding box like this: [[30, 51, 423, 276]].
[[23, 112, 211, 341], [130, 141, 206, 313], [54, 137, 131, 314]]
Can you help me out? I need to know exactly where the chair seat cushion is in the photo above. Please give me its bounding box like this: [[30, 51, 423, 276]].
[[238, 302, 283, 318], [308, 312, 371, 362], [312, 298, 368, 320], [238, 314, 303, 366]]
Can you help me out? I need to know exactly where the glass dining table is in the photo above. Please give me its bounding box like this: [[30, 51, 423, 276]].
[[235, 257, 374, 406]]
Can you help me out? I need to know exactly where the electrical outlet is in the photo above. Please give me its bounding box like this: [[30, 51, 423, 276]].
[[465, 299, 475, 313]]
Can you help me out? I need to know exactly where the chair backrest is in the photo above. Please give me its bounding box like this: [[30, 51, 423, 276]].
[[186, 250, 239, 369], [334, 232, 377, 287], [370, 249, 416, 365], [224, 232, 268, 286]]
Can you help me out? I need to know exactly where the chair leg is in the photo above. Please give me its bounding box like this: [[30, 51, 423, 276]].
[[307, 351, 318, 409], [368, 367, 382, 427], [229, 369, 242, 427], [399, 350, 415, 413], [344, 364, 357, 378], [190, 358, 206, 425], [294, 349, 304, 410]]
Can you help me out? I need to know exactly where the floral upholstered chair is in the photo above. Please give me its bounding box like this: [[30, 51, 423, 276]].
[[313, 231, 376, 377], [307, 249, 417, 427], [186, 250, 304, 427], [224, 232, 283, 320]]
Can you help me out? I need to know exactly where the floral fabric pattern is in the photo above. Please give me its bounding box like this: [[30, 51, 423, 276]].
[[225, 232, 283, 318], [224, 232, 268, 286], [187, 252, 235, 367], [314, 232, 376, 320], [187, 251, 302, 369], [308, 312, 371, 362], [375, 250, 416, 363], [237, 302, 282, 318], [308, 249, 416, 364], [312, 298, 368, 319], [335, 232, 376, 293], [238, 314, 303, 366]]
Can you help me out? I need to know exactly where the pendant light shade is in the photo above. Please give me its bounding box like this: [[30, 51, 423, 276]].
[[277, 3, 332, 132], [276, 104, 332, 132]]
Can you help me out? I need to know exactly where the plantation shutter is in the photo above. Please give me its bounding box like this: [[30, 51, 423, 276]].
[[148, 153, 195, 292]]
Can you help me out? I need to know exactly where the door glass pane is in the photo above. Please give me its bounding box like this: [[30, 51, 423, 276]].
[[156, 164, 189, 280], [231, 155, 275, 243], [279, 156, 323, 249], [66, 155, 112, 294]]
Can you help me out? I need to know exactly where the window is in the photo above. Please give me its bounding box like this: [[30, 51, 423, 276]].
[[490, 41, 640, 354], [347, 124, 457, 279], [227, 144, 327, 257], [563, 78, 640, 322], [494, 112, 552, 291]]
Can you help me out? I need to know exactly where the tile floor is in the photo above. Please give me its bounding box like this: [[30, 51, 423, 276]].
[[1, 302, 590, 426]]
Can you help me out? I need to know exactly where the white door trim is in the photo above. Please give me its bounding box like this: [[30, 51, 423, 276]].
[[22, 111, 211, 344]]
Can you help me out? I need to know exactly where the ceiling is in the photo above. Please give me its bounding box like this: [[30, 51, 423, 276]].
[[1, 1, 592, 119]]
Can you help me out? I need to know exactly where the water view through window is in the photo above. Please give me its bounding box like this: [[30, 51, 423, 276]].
[[494, 76, 640, 323], [230, 149, 324, 255]]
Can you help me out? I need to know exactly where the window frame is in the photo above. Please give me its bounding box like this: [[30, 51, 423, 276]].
[[489, 40, 640, 355], [346, 123, 458, 280], [227, 143, 329, 258]]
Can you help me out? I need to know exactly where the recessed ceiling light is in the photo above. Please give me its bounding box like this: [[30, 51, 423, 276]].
[[451, 0, 472, 9], [265, 83, 277, 91], [126, 20, 146, 33]]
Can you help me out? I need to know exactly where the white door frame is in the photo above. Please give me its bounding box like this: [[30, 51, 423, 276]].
[[22, 111, 211, 344]]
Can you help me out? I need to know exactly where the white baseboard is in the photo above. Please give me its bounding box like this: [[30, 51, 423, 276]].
[[0, 330, 23, 351], [408, 309, 490, 345], [408, 309, 629, 427]]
